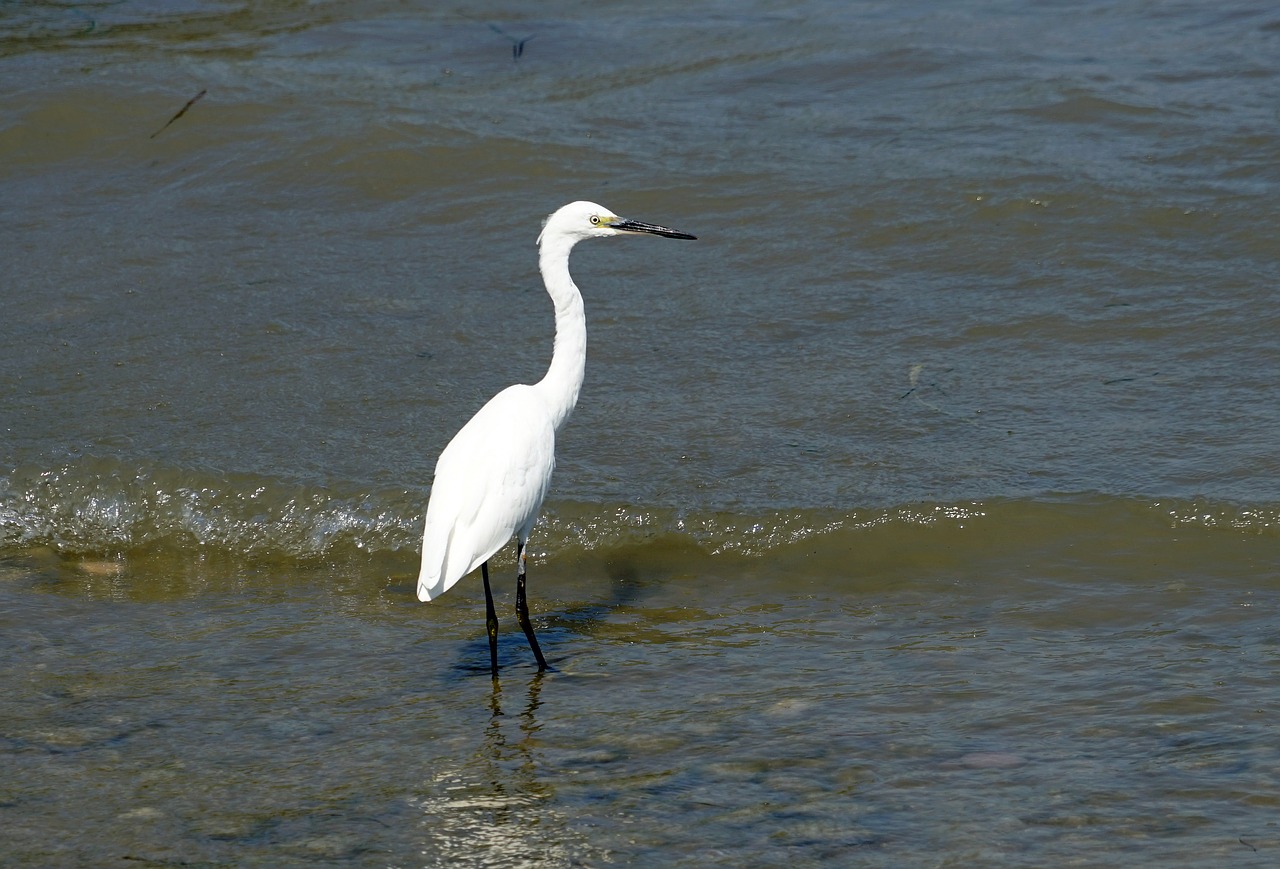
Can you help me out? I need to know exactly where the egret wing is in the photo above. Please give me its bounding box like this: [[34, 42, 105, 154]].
[[417, 385, 556, 601]]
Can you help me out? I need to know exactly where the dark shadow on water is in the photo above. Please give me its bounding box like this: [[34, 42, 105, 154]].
[[441, 558, 653, 680], [549, 560, 649, 635]]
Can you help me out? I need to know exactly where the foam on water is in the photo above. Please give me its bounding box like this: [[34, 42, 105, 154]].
[[3, 457, 1276, 571]]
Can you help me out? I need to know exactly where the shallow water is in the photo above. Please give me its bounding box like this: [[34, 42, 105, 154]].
[[3, 1, 1280, 866], [5, 507, 1280, 866]]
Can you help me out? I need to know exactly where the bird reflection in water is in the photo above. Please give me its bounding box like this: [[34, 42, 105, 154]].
[[410, 672, 582, 863]]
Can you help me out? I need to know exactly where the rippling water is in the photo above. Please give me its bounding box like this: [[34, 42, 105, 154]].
[[3, 1, 1279, 866]]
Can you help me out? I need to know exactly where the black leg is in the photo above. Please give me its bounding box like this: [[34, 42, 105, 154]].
[[482, 561, 499, 677], [514, 539, 550, 671]]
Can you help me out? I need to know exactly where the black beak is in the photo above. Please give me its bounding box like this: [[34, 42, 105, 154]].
[[612, 218, 697, 240]]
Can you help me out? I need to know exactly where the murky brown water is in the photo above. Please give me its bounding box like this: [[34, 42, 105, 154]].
[[3, 1, 1280, 865]]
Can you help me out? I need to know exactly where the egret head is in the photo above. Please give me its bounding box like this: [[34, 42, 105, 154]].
[[538, 200, 696, 247]]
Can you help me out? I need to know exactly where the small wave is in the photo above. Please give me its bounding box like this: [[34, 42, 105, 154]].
[[2, 457, 1277, 565], [0, 457, 421, 558]]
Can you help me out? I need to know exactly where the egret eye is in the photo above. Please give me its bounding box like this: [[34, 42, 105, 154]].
[[590, 215, 601, 225]]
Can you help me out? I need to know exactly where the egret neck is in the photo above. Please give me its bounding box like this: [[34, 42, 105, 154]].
[[534, 232, 587, 433]]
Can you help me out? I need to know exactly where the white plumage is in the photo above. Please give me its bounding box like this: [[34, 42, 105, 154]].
[[415, 200, 695, 674], [417, 384, 554, 602]]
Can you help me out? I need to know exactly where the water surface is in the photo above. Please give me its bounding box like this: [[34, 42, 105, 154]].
[[3, 1, 1279, 865]]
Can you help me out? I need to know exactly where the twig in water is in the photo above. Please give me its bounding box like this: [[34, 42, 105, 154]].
[[150, 88, 207, 139], [488, 23, 535, 60]]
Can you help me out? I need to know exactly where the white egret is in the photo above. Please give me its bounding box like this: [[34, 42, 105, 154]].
[[417, 201, 696, 674]]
